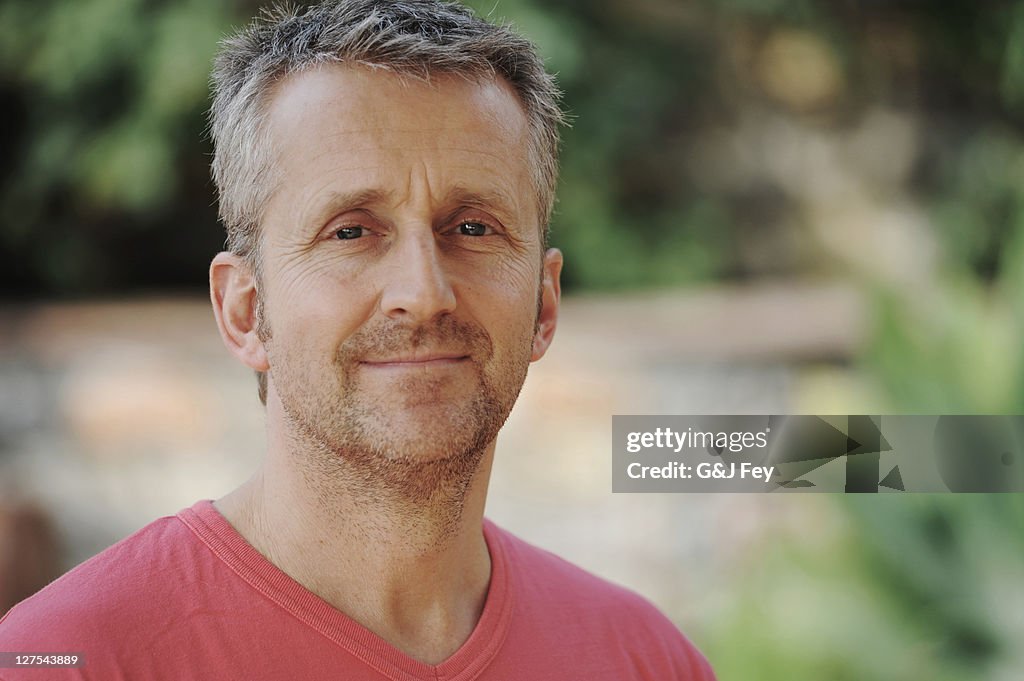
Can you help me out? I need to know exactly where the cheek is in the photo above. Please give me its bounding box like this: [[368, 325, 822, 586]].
[[274, 249, 369, 305], [458, 249, 540, 300], [264, 255, 378, 342], [463, 272, 541, 347]]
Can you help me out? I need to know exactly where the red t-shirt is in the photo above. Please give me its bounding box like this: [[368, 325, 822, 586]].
[[0, 500, 715, 680]]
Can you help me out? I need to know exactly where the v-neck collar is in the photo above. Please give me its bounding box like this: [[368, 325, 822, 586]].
[[178, 499, 513, 681]]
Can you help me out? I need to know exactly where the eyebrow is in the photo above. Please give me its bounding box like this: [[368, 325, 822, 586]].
[[312, 188, 394, 226], [311, 184, 520, 228], [441, 185, 519, 220]]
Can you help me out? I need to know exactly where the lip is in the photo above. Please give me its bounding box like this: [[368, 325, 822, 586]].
[[359, 353, 470, 367]]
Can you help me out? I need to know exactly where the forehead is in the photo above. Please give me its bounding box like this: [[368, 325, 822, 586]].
[[266, 63, 528, 138], [259, 63, 535, 229]]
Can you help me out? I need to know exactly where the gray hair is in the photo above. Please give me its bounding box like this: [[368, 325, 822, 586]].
[[209, 0, 566, 266]]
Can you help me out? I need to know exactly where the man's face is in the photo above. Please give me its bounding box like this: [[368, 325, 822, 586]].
[[253, 64, 560, 490]]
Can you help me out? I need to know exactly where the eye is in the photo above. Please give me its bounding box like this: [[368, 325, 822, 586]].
[[335, 226, 365, 240], [457, 221, 492, 237]]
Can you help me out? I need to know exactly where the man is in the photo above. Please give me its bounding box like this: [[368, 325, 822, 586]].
[[0, 1, 715, 678]]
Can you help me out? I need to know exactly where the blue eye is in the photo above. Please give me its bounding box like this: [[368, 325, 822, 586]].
[[458, 222, 489, 236], [336, 226, 364, 240]]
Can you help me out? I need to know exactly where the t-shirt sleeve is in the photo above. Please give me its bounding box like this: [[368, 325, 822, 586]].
[[616, 589, 717, 681], [0, 599, 109, 681], [652, 612, 717, 680], [0, 516, 188, 681]]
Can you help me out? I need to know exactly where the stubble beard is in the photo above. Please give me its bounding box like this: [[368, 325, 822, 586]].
[[262, 310, 533, 540]]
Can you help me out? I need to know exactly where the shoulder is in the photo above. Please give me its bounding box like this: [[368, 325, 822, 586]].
[[488, 522, 717, 680], [490, 521, 668, 619], [0, 510, 202, 649]]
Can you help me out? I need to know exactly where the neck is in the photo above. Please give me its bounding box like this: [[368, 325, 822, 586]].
[[215, 400, 495, 665]]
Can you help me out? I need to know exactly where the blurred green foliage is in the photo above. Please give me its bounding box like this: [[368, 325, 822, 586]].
[[0, 0, 236, 294], [705, 495, 1024, 681]]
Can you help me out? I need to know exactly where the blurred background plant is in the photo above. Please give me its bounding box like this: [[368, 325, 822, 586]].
[[702, 495, 1024, 681], [1, 0, 1022, 678]]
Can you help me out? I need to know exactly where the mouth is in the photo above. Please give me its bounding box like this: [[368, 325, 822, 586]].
[[359, 353, 470, 368]]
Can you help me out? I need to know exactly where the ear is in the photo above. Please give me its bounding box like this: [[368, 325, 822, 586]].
[[531, 247, 562, 362], [210, 252, 270, 372]]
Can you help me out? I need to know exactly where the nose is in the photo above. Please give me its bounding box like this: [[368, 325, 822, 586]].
[[379, 231, 457, 322]]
